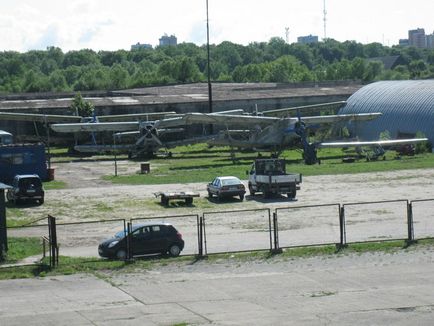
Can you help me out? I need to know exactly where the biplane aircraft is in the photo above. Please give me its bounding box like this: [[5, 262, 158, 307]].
[[174, 108, 428, 164], [0, 101, 428, 164]]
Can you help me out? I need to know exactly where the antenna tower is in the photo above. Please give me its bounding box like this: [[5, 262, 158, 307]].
[[323, 0, 327, 40], [285, 27, 290, 43]]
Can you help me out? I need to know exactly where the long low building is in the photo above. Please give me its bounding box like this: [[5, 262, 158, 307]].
[[0, 82, 360, 138], [339, 80, 434, 144]]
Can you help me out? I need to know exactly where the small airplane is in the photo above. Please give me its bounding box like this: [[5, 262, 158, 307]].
[[1, 102, 428, 164], [142, 100, 428, 164], [0, 110, 176, 154], [50, 109, 244, 158], [317, 139, 429, 161]]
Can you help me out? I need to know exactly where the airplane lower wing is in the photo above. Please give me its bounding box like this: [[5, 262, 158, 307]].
[[317, 138, 428, 148], [74, 144, 133, 152], [302, 113, 382, 125]]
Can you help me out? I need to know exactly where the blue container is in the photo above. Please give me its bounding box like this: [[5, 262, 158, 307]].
[[0, 143, 47, 184]]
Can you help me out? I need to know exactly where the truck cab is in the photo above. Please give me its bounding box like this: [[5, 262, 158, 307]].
[[248, 158, 301, 199]]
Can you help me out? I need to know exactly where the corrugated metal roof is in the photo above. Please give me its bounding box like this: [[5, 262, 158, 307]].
[[339, 80, 434, 143]]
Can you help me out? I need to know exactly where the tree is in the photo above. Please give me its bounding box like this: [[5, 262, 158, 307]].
[[409, 60, 427, 78], [363, 61, 384, 82], [69, 93, 94, 117], [109, 64, 129, 89], [63, 49, 99, 67], [174, 56, 201, 83], [48, 70, 69, 91]]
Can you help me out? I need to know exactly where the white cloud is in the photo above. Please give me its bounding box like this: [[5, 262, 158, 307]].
[[0, 0, 433, 51]]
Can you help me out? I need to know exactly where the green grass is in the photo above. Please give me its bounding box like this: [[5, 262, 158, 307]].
[[1, 239, 433, 280], [101, 144, 434, 185], [43, 180, 67, 190], [0, 237, 42, 264]]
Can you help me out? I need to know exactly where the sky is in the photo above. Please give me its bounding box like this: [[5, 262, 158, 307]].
[[1, 0, 433, 52]]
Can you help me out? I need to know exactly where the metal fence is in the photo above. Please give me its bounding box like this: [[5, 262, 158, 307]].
[[275, 204, 341, 249], [341, 200, 409, 244], [5, 198, 434, 263], [409, 199, 434, 240], [203, 208, 271, 254], [55, 219, 126, 258]]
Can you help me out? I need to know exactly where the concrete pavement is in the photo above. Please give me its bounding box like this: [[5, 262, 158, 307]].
[[1, 248, 434, 325]]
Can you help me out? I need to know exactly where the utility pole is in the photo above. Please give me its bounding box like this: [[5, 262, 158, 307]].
[[323, 0, 327, 40], [285, 27, 290, 43], [206, 0, 213, 133]]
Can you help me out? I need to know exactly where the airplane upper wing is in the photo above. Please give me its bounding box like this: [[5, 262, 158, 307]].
[[0, 112, 82, 123], [97, 112, 176, 122], [302, 113, 382, 125], [0, 111, 176, 123], [261, 101, 347, 117], [156, 113, 279, 129], [51, 121, 139, 133], [317, 138, 428, 148]]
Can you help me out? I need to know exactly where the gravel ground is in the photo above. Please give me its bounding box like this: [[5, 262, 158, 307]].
[[8, 159, 434, 257]]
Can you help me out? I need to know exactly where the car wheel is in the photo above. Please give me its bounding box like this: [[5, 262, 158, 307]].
[[287, 189, 296, 199], [168, 244, 181, 257], [116, 249, 127, 260], [239, 194, 244, 201], [208, 190, 213, 198], [248, 184, 255, 196], [39, 198, 44, 205]]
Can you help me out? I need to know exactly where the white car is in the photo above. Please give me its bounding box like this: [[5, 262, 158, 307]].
[[207, 176, 246, 201]]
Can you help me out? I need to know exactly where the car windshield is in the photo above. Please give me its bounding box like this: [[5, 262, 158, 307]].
[[221, 178, 240, 186], [114, 230, 127, 239]]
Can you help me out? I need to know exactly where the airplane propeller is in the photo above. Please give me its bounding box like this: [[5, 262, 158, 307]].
[[284, 109, 319, 165]]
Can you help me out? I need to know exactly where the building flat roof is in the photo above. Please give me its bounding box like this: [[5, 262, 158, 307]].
[[0, 82, 362, 112]]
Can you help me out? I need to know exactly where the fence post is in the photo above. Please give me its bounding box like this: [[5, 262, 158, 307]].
[[406, 201, 415, 245], [272, 211, 282, 254], [338, 205, 347, 249], [126, 222, 132, 261], [197, 215, 203, 258], [48, 215, 58, 267], [202, 214, 208, 256]]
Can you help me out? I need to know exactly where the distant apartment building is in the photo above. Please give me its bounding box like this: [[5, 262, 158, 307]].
[[159, 34, 177, 46], [427, 33, 434, 49], [399, 39, 409, 47], [408, 28, 427, 48], [297, 34, 318, 44], [131, 42, 153, 50]]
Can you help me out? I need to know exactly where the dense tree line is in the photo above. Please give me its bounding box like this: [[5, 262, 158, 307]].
[[0, 38, 433, 93]]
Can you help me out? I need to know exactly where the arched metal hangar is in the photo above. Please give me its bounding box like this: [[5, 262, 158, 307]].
[[339, 80, 434, 144]]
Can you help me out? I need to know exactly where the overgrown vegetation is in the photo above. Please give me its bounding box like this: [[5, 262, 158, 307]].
[[0, 39, 433, 93]]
